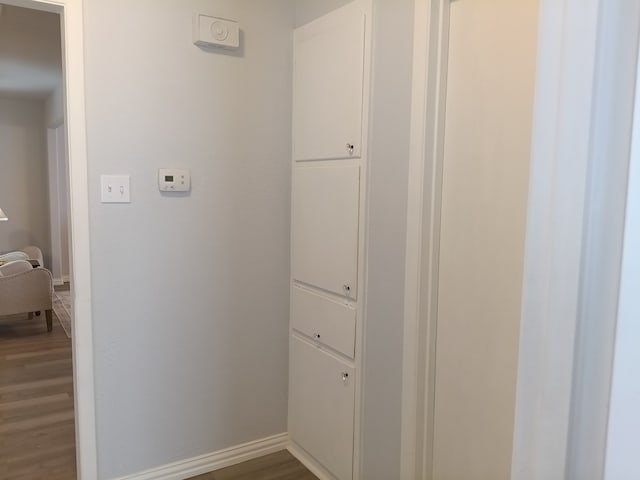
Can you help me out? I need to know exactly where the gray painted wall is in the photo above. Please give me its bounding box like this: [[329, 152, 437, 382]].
[[0, 97, 51, 266], [0, 5, 61, 99], [82, 1, 416, 477], [362, 0, 414, 478], [82, 1, 294, 478], [45, 83, 64, 128]]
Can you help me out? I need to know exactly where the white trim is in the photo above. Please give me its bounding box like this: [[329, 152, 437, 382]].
[[400, 0, 449, 478], [288, 442, 337, 480], [512, 1, 640, 478], [354, 2, 372, 479], [113, 433, 289, 480], [2, 0, 97, 478], [53, 275, 71, 286]]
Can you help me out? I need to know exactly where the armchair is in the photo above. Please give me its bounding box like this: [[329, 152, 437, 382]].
[[0, 260, 54, 331]]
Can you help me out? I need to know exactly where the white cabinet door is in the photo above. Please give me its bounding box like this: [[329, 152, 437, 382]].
[[292, 165, 360, 298], [293, 3, 366, 161], [289, 336, 355, 480], [291, 285, 356, 359]]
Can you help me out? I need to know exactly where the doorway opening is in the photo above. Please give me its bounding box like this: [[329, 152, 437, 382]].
[[0, 0, 96, 478]]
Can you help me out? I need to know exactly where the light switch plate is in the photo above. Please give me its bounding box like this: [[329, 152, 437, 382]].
[[101, 175, 131, 203]]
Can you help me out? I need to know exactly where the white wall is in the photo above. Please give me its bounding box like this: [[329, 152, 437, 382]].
[[0, 97, 51, 265], [361, 0, 414, 478], [82, 1, 294, 478], [432, 0, 539, 478], [604, 60, 640, 480]]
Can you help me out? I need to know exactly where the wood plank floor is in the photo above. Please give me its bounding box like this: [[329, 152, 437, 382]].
[[189, 450, 318, 480], [0, 309, 76, 480]]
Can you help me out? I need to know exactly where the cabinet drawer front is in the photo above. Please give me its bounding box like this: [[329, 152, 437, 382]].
[[289, 336, 355, 480], [292, 165, 360, 298], [291, 286, 356, 359]]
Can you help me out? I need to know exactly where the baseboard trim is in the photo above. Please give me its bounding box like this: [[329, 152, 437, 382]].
[[53, 278, 65, 286], [288, 441, 337, 480], [112, 433, 289, 480]]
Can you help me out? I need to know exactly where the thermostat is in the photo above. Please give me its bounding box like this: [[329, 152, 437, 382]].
[[159, 169, 190, 192]]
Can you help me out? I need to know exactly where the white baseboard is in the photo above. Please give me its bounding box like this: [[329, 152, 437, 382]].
[[52, 275, 70, 286], [112, 433, 289, 480], [288, 441, 337, 480]]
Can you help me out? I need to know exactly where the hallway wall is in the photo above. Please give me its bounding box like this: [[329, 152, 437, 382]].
[[82, 1, 294, 477]]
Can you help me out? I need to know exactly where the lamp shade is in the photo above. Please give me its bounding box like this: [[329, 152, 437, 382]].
[[0, 208, 7, 221]]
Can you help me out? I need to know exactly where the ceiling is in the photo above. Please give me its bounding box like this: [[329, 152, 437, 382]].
[[0, 4, 62, 100]]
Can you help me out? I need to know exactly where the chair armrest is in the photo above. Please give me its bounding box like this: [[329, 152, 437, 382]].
[[0, 267, 53, 316], [22, 245, 44, 267], [0, 260, 33, 276]]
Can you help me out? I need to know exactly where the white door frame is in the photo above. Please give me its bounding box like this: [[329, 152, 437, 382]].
[[401, 0, 640, 479], [400, 1, 449, 478], [4, 0, 97, 478]]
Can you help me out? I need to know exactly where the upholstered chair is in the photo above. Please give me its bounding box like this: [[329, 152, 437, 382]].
[[0, 259, 54, 331]]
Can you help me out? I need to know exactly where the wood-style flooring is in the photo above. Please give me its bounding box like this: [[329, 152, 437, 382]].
[[189, 450, 318, 480], [0, 309, 76, 480]]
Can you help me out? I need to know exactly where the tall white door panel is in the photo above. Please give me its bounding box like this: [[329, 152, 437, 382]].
[[293, 4, 366, 161], [431, 0, 538, 478], [289, 335, 355, 480], [292, 165, 360, 298]]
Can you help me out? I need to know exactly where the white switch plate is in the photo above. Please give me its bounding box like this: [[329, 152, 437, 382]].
[[101, 175, 131, 203]]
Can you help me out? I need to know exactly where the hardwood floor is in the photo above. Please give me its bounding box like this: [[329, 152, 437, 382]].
[[0, 310, 76, 480], [189, 450, 318, 480]]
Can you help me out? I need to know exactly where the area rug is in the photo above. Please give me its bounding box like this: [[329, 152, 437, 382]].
[[53, 290, 72, 338]]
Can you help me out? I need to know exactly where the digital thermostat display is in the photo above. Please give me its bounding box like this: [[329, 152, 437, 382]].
[[158, 169, 191, 192]]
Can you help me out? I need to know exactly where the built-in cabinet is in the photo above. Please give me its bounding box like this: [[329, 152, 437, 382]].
[[289, 336, 356, 480], [291, 165, 360, 298], [292, 4, 366, 162], [288, 3, 370, 480]]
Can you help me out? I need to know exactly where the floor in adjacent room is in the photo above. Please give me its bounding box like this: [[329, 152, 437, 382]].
[[0, 307, 76, 480]]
